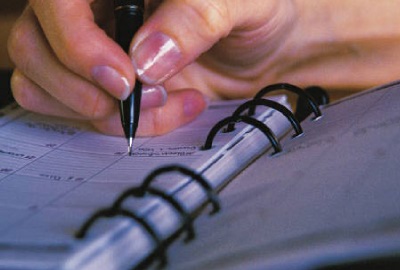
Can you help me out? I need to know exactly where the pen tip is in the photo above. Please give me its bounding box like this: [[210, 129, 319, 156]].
[[128, 137, 133, 156]]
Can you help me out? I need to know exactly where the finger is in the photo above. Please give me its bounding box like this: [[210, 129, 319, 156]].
[[91, 88, 207, 136], [11, 69, 167, 121], [138, 88, 207, 136], [11, 69, 88, 119], [131, 0, 297, 85], [130, 0, 233, 85], [28, 0, 135, 99], [8, 7, 117, 119], [141, 84, 168, 108]]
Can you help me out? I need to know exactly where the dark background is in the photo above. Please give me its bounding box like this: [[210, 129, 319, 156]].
[[0, 0, 25, 108]]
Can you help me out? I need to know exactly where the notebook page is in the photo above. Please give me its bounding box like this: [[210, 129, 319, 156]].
[[165, 82, 400, 270], [0, 96, 291, 269]]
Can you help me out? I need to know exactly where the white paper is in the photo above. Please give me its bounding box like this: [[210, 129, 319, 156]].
[[0, 96, 291, 269]]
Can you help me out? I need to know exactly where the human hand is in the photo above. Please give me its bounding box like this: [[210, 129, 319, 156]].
[[8, 0, 297, 136]]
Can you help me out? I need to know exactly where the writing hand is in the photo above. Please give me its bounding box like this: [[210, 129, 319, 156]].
[[8, 0, 296, 136]]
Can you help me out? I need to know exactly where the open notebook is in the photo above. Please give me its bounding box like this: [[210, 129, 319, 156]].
[[0, 90, 299, 269], [165, 81, 400, 270]]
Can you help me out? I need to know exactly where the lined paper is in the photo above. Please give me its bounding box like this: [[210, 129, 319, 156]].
[[165, 82, 400, 270], [0, 96, 291, 269]]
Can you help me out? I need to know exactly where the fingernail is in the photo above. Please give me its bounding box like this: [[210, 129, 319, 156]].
[[92, 66, 131, 100], [131, 32, 182, 85], [141, 85, 168, 109]]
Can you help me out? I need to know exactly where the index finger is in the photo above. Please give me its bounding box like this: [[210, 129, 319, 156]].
[[29, 0, 135, 100]]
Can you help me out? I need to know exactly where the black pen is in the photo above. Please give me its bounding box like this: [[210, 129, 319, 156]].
[[114, 0, 144, 156]]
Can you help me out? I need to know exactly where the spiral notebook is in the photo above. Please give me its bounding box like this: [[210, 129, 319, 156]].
[[0, 84, 323, 270], [165, 81, 400, 270]]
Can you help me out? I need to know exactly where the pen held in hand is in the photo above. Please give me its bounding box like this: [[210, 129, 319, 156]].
[[114, 0, 144, 155]]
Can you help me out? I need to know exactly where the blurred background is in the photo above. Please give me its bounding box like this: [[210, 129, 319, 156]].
[[0, 0, 26, 69], [0, 1, 25, 107]]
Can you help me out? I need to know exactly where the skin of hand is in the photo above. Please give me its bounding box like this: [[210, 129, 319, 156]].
[[8, 0, 400, 136], [7, 0, 297, 136]]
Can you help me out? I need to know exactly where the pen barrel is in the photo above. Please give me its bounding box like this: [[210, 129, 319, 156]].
[[114, 0, 144, 141], [114, 1, 144, 53], [120, 81, 142, 139]]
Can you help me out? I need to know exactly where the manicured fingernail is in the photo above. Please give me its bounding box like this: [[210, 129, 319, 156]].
[[141, 85, 168, 109], [131, 32, 182, 85], [92, 66, 131, 100]]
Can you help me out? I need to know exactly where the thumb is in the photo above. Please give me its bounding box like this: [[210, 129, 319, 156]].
[[130, 0, 234, 85]]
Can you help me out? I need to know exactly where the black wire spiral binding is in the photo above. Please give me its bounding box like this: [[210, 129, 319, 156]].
[[225, 98, 303, 137], [76, 165, 221, 267], [75, 83, 328, 269], [250, 83, 323, 120], [110, 165, 220, 242], [295, 86, 330, 122], [75, 207, 168, 267], [118, 184, 197, 241], [114, 165, 220, 215], [202, 114, 282, 154]]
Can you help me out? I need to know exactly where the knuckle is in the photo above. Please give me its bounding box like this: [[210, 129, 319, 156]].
[[7, 19, 31, 66], [54, 24, 98, 70], [52, 37, 81, 69], [182, 0, 232, 40], [57, 36, 84, 67], [78, 92, 116, 119], [148, 109, 164, 136], [145, 107, 170, 136], [11, 72, 34, 110]]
